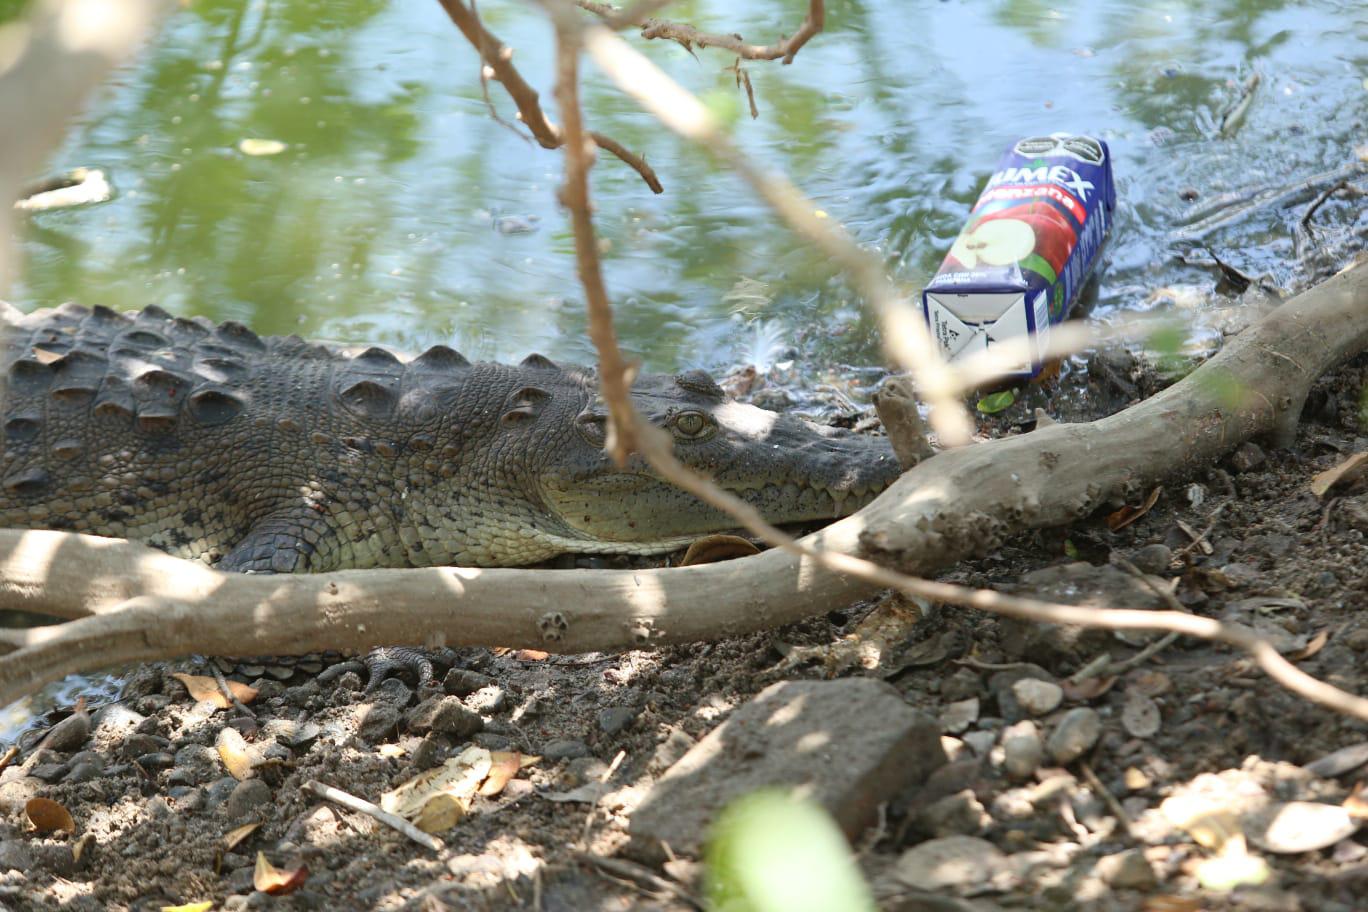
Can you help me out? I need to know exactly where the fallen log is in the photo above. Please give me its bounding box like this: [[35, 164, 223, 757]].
[[0, 258, 1363, 708]]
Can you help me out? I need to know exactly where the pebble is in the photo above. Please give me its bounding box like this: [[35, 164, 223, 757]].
[[443, 669, 495, 697], [1011, 679, 1063, 717], [962, 730, 997, 757], [941, 668, 983, 703], [224, 779, 273, 821], [368, 678, 414, 707], [1096, 848, 1157, 889], [1304, 742, 1368, 778], [1246, 801, 1361, 854], [940, 698, 979, 734], [598, 706, 639, 736], [465, 686, 507, 716], [42, 712, 91, 752], [1130, 543, 1173, 575], [1121, 693, 1161, 739], [894, 836, 1007, 892], [1229, 441, 1266, 473], [543, 739, 592, 761], [1001, 720, 1044, 781], [121, 733, 169, 759], [406, 696, 484, 738], [356, 704, 403, 742], [204, 776, 241, 811], [1046, 708, 1102, 765], [29, 764, 66, 783], [917, 789, 990, 837], [64, 762, 105, 783]]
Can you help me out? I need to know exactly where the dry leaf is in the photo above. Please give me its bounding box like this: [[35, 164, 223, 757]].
[[216, 727, 256, 781], [381, 746, 492, 832], [30, 347, 63, 365], [1344, 782, 1368, 819], [253, 852, 308, 895], [161, 903, 214, 912], [1062, 675, 1117, 701], [479, 751, 526, 797], [25, 797, 75, 834], [1310, 452, 1368, 497], [1106, 486, 1162, 531], [1287, 629, 1329, 662], [224, 822, 261, 851], [514, 649, 549, 662], [680, 534, 760, 566], [171, 672, 258, 709], [378, 744, 406, 759]]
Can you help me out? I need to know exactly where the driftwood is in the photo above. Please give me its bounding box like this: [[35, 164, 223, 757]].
[[0, 259, 1362, 707]]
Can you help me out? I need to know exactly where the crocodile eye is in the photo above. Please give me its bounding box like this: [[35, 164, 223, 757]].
[[674, 411, 708, 438]]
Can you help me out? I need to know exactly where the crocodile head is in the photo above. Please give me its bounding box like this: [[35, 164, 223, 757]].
[[522, 366, 902, 557]]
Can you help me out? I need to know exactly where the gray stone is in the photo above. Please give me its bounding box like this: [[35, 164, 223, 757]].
[[63, 762, 105, 783], [1046, 708, 1102, 765], [894, 836, 1007, 893], [1130, 543, 1173, 575], [1096, 848, 1157, 889], [628, 679, 945, 862], [1010, 679, 1062, 717], [1001, 720, 1043, 781], [369, 677, 414, 707], [940, 698, 979, 734], [224, 779, 273, 821], [443, 669, 495, 697], [467, 686, 508, 715], [917, 789, 990, 837], [29, 763, 66, 783], [204, 776, 241, 810], [962, 730, 997, 757], [357, 703, 403, 742], [406, 696, 483, 738], [120, 733, 168, 759], [598, 706, 640, 736], [41, 711, 91, 752], [1229, 441, 1266, 473], [543, 739, 592, 761]]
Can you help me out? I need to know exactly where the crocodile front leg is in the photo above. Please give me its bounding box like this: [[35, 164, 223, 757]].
[[216, 505, 453, 691]]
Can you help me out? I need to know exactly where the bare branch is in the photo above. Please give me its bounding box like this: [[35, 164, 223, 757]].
[[579, 0, 826, 64], [435, 0, 663, 193]]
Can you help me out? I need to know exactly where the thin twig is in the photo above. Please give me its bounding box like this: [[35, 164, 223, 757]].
[[574, 851, 703, 908], [1079, 761, 1136, 840], [436, 0, 663, 192], [301, 779, 443, 853]]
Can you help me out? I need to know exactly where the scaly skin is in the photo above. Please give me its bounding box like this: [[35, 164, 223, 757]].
[[0, 303, 900, 571]]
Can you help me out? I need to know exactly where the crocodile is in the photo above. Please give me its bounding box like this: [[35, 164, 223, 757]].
[[0, 302, 900, 574]]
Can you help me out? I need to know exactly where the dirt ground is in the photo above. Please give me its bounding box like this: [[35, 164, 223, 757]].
[[2, 294, 1368, 911]]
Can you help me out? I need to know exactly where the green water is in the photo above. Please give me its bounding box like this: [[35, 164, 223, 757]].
[[2, 0, 1365, 735], [11, 0, 1366, 373]]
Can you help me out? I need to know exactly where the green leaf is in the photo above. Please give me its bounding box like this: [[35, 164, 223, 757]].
[[1064, 539, 1080, 559], [1018, 252, 1057, 284], [706, 791, 876, 912], [976, 389, 1017, 414]]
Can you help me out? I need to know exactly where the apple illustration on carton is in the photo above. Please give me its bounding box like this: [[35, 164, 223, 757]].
[[944, 204, 1079, 281]]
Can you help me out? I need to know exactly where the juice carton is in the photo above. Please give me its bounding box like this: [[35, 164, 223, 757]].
[[921, 133, 1116, 378]]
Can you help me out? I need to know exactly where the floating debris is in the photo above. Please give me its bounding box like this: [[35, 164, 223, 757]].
[[14, 168, 112, 211]]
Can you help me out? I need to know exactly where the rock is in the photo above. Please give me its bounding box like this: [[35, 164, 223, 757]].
[[1096, 848, 1157, 889], [0, 840, 34, 872], [543, 740, 592, 761], [917, 790, 990, 837], [369, 678, 414, 707], [894, 836, 1008, 893], [410, 735, 447, 770], [598, 706, 639, 736], [30, 763, 66, 783], [41, 711, 91, 752], [467, 686, 507, 715], [940, 669, 983, 703], [91, 705, 146, 747], [1001, 721, 1043, 781], [0, 777, 42, 814], [64, 762, 105, 783], [628, 679, 945, 862], [204, 776, 242, 811], [1121, 693, 1161, 739], [406, 696, 483, 738], [1010, 680, 1062, 717], [224, 779, 273, 821], [443, 669, 495, 697], [1229, 442, 1266, 473], [136, 752, 176, 773], [1046, 708, 1102, 765], [120, 733, 169, 759], [1129, 543, 1173, 575], [1245, 801, 1360, 854], [356, 704, 403, 742], [648, 727, 696, 775], [962, 730, 997, 757], [1304, 742, 1368, 778], [940, 698, 979, 734]]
